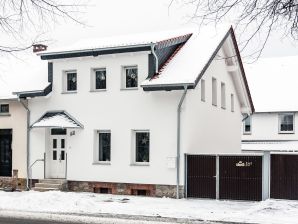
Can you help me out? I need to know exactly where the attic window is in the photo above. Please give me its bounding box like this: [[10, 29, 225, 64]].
[[0, 104, 9, 113], [123, 66, 138, 89]]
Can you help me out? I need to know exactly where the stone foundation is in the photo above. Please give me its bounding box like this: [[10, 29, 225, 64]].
[[68, 180, 184, 198], [0, 177, 27, 190]]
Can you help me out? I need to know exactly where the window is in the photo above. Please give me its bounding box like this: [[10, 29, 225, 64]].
[[123, 66, 138, 89], [0, 104, 9, 113], [212, 78, 217, 106], [94, 69, 106, 90], [231, 94, 234, 112], [279, 113, 294, 133], [221, 82, 226, 109], [243, 116, 251, 134], [201, 79, 205, 102], [64, 71, 77, 92], [134, 131, 150, 163], [98, 131, 111, 162]]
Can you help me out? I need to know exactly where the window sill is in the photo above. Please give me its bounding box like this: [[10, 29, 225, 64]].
[[221, 106, 226, 110], [278, 131, 295, 134], [90, 89, 107, 92], [61, 91, 77, 94], [212, 103, 217, 107], [120, 87, 138, 91], [0, 113, 11, 117], [130, 162, 150, 166], [93, 161, 111, 165], [243, 132, 252, 135]]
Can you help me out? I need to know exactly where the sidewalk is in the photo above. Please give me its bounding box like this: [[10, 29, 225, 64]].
[[0, 190, 297, 223]]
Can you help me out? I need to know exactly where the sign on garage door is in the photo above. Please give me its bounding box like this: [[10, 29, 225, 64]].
[[271, 154, 298, 200]]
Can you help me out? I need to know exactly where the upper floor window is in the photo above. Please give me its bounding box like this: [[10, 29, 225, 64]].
[[123, 66, 138, 89], [92, 68, 106, 91], [279, 113, 294, 133], [0, 104, 9, 113], [212, 77, 217, 106], [63, 71, 77, 92], [221, 82, 226, 109], [243, 116, 251, 134], [201, 79, 205, 102]]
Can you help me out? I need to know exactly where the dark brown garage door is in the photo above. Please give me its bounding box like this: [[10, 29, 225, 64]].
[[271, 154, 298, 200], [219, 156, 262, 201], [187, 155, 216, 198]]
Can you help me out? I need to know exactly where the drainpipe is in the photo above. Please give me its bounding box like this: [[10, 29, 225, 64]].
[[150, 43, 158, 73], [18, 98, 30, 190], [176, 86, 188, 199]]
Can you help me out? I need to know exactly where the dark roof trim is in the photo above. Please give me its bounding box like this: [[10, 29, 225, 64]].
[[41, 45, 152, 60], [16, 83, 52, 98], [143, 84, 194, 91]]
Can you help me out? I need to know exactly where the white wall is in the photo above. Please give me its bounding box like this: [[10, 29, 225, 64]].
[[242, 112, 298, 141], [29, 48, 244, 186], [0, 100, 27, 178]]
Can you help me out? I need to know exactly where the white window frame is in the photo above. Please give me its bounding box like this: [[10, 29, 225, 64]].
[[121, 65, 138, 90], [278, 113, 295, 134], [201, 79, 205, 102], [62, 70, 77, 93], [243, 116, 252, 134], [90, 68, 107, 92], [93, 130, 111, 165], [131, 130, 150, 166], [221, 82, 226, 109], [212, 77, 217, 106]]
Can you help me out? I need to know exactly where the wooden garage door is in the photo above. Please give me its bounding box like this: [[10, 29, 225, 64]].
[[187, 155, 216, 198], [219, 156, 262, 201], [271, 154, 298, 200]]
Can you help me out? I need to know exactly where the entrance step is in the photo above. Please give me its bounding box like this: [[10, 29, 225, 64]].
[[33, 179, 68, 192]]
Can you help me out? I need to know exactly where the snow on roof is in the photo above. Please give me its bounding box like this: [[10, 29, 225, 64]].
[[0, 54, 49, 99], [242, 141, 298, 152], [31, 111, 83, 129], [141, 26, 231, 87], [39, 29, 194, 56], [244, 56, 298, 112]]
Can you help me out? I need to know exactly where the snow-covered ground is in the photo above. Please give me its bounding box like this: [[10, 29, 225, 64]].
[[0, 190, 297, 223]]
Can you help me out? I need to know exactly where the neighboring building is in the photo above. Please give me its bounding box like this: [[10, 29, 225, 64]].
[[14, 27, 253, 198], [242, 56, 298, 200], [0, 55, 48, 189]]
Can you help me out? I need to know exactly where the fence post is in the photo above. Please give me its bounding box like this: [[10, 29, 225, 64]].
[[216, 155, 219, 200], [262, 151, 270, 200]]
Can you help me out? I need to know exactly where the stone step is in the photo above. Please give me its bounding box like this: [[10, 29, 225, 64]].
[[33, 187, 59, 192], [35, 183, 62, 189], [38, 179, 67, 185]]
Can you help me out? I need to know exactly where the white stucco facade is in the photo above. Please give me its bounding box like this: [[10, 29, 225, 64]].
[[29, 46, 246, 187]]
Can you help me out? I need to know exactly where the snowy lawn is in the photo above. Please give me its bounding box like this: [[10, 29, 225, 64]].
[[0, 190, 297, 223]]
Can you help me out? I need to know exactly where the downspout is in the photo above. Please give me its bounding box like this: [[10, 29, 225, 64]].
[[150, 43, 158, 73], [176, 85, 188, 199], [18, 98, 30, 190]]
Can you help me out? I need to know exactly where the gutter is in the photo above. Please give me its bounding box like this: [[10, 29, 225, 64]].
[[18, 98, 30, 190], [150, 43, 158, 73], [176, 85, 188, 199]]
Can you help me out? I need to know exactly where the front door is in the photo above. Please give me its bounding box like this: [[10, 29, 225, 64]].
[[49, 129, 67, 178], [0, 129, 12, 177]]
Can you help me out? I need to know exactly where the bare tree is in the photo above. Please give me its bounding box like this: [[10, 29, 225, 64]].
[[170, 0, 298, 60], [0, 0, 86, 54]]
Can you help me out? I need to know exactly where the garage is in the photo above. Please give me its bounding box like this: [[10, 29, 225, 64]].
[[271, 154, 298, 200], [186, 154, 263, 201]]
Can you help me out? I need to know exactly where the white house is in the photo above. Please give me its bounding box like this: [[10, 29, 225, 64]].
[[15, 27, 253, 198], [242, 56, 298, 200]]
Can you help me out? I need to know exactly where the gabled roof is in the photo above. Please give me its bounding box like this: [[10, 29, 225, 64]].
[[244, 56, 298, 113], [38, 29, 193, 60], [0, 54, 49, 100], [31, 111, 83, 129], [141, 26, 254, 113]]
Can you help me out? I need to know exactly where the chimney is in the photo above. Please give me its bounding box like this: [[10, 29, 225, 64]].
[[33, 44, 48, 53]]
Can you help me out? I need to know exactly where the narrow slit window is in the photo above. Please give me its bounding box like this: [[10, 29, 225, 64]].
[[243, 116, 251, 134], [221, 82, 226, 109], [231, 94, 234, 112], [201, 79, 205, 102], [212, 78, 217, 106]]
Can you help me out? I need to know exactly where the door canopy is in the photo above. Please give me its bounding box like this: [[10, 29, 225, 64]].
[[31, 111, 83, 129]]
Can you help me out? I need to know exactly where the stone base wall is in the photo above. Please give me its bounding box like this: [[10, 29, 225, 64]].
[[0, 177, 27, 190], [68, 180, 184, 198]]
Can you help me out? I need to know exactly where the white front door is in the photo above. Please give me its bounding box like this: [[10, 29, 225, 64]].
[[49, 129, 67, 178]]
